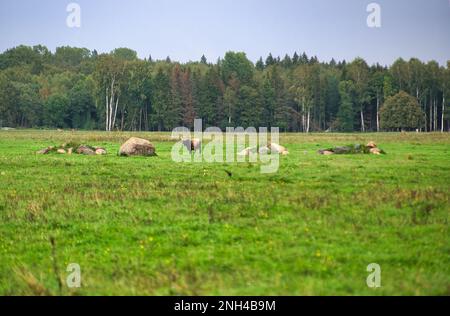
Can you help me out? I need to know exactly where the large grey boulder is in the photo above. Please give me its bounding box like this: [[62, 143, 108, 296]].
[[119, 137, 156, 156]]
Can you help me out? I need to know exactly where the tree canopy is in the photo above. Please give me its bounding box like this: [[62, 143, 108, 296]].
[[0, 45, 448, 132], [380, 91, 425, 131]]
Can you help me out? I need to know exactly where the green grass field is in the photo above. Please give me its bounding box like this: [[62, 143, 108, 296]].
[[0, 130, 449, 295]]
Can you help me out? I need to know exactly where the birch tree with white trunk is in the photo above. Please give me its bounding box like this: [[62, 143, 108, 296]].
[[94, 55, 125, 131]]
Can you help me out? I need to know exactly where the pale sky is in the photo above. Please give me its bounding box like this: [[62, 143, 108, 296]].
[[0, 0, 449, 66]]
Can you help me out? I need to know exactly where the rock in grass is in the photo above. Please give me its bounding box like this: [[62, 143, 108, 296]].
[[370, 148, 382, 155], [268, 143, 287, 154], [317, 149, 334, 155], [76, 145, 95, 155], [261, 142, 289, 155], [95, 147, 107, 155], [119, 137, 156, 157], [36, 148, 49, 154], [37, 144, 105, 156], [366, 141, 377, 148], [332, 146, 352, 154], [318, 142, 386, 155], [36, 146, 53, 154]]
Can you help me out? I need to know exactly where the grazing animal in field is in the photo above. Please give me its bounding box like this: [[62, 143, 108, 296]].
[[182, 138, 202, 153]]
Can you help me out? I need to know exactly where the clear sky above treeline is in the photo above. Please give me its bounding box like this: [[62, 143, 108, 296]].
[[0, 0, 449, 66]]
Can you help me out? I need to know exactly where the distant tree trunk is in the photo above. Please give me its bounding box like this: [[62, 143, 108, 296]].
[[360, 108, 365, 132], [433, 98, 437, 131], [301, 102, 305, 133], [120, 108, 125, 131], [105, 88, 109, 131], [429, 96, 432, 132], [108, 76, 115, 131], [144, 106, 149, 131], [425, 97, 429, 132], [376, 92, 380, 132], [428, 101, 433, 132], [442, 94, 445, 133], [111, 95, 119, 131], [435, 98, 438, 132], [104, 76, 119, 131], [306, 109, 310, 133]]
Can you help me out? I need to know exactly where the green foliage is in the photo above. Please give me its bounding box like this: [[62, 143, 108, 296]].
[[111, 48, 138, 61], [151, 68, 173, 131], [43, 94, 69, 128], [255, 57, 264, 71], [0, 45, 448, 132], [238, 85, 262, 127], [383, 75, 395, 99], [380, 91, 425, 131], [67, 77, 96, 129], [336, 81, 355, 132], [221, 51, 254, 85], [54, 46, 91, 68]]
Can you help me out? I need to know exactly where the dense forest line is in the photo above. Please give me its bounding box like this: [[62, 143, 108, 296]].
[[0, 45, 449, 132]]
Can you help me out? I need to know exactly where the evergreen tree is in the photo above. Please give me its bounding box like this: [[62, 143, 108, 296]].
[[292, 52, 299, 65], [265, 53, 275, 67], [300, 52, 309, 64], [151, 68, 173, 131], [255, 57, 265, 71], [336, 81, 355, 132], [282, 54, 292, 68]]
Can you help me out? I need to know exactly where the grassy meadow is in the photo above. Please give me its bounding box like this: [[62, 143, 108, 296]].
[[0, 130, 449, 295]]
